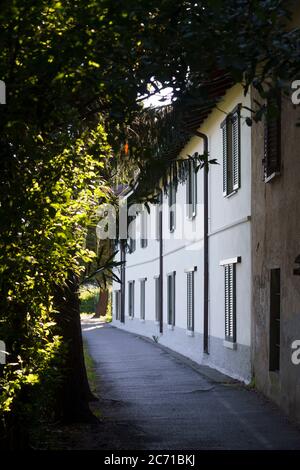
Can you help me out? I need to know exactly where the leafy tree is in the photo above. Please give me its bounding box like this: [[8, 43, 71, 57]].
[[0, 0, 299, 449]]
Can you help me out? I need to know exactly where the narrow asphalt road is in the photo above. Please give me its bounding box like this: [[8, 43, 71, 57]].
[[82, 320, 300, 450]]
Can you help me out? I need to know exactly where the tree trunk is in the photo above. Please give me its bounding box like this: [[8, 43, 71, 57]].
[[93, 289, 108, 319], [55, 273, 97, 423]]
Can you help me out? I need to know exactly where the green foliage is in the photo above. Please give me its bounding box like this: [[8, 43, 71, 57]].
[[115, 0, 300, 197], [105, 295, 112, 323], [0, 0, 138, 436], [80, 284, 112, 322], [83, 341, 98, 398], [0, 119, 112, 439], [80, 285, 99, 316], [0, 0, 299, 447]]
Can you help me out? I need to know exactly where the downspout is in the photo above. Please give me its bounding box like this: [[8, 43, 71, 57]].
[[195, 131, 209, 354], [120, 239, 126, 323], [159, 195, 163, 334]]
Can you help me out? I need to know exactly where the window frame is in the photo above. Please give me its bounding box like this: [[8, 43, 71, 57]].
[[221, 103, 241, 197], [167, 271, 176, 328], [139, 278, 146, 321], [128, 280, 135, 318], [186, 160, 197, 219], [185, 266, 197, 333], [115, 290, 121, 321], [168, 180, 176, 232], [154, 275, 160, 323], [155, 190, 163, 241], [140, 209, 148, 248], [220, 256, 241, 345]]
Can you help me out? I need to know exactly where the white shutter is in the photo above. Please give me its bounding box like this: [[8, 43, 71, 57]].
[[232, 111, 240, 190], [222, 122, 228, 196]]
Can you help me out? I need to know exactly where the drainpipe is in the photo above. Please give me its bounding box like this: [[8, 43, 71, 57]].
[[195, 131, 209, 354], [159, 194, 163, 334], [120, 239, 126, 323]]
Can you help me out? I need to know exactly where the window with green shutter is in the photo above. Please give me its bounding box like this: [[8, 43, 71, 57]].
[[221, 104, 241, 196]]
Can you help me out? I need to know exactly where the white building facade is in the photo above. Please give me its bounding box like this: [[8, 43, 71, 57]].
[[112, 83, 252, 383]]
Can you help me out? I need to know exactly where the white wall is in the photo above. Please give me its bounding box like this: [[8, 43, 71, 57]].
[[112, 83, 252, 382]]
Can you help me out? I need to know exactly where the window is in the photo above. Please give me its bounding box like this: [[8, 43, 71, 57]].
[[220, 257, 241, 344], [128, 281, 135, 317], [168, 180, 176, 231], [263, 94, 281, 181], [186, 160, 197, 218], [221, 104, 241, 196], [115, 290, 121, 320], [167, 272, 176, 327], [155, 276, 160, 322], [140, 210, 148, 248], [224, 264, 236, 342], [269, 268, 281, 371], [140, 278, 146, 320], [186, 268, 196, 332]]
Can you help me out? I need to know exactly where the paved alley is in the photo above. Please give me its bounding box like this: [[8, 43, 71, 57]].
[[82, 320, 300, 450]]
